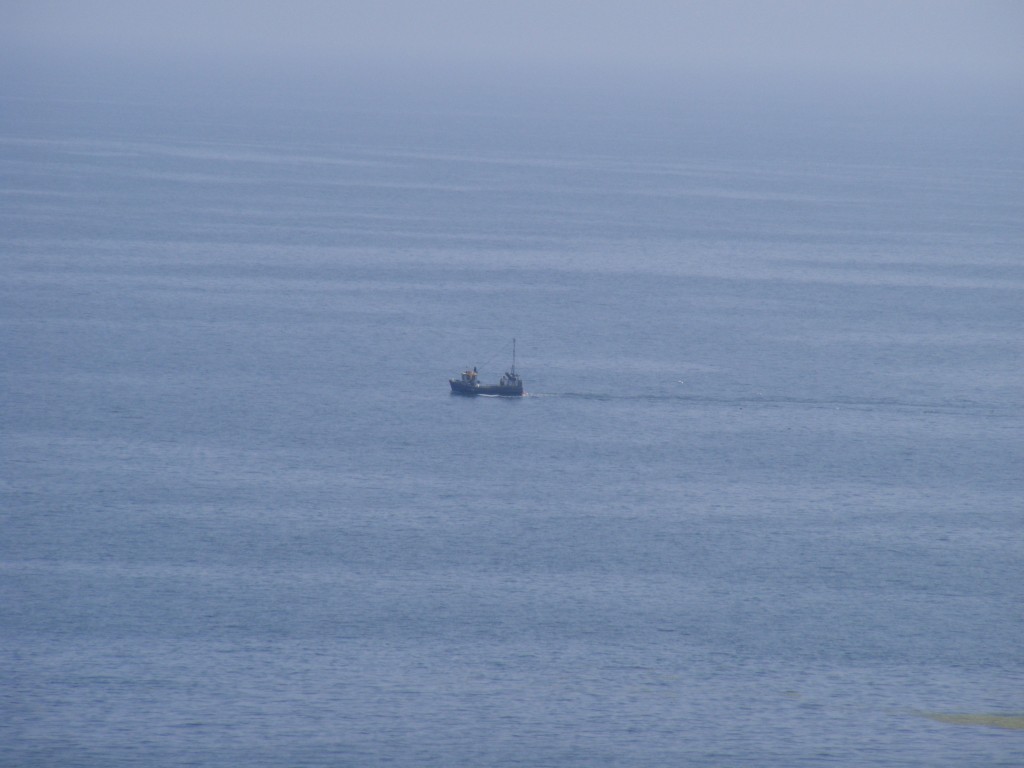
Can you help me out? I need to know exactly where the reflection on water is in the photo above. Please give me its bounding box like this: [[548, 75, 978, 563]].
[[918, 713, 1024, 730]]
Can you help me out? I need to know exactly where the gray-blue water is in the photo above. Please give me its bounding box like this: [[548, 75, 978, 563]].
[[2, 89, 1023, 766]]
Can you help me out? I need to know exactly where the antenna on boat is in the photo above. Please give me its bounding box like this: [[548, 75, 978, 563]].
[[512, 338, 516, 374]]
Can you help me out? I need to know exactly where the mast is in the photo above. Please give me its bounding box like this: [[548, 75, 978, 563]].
[[512, 338, 516, 375]]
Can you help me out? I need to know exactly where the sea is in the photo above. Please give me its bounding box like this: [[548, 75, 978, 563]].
[[2, 77, 1022, 766]]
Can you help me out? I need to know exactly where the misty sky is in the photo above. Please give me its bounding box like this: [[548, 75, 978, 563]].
[[6, 0, 1022, 89]]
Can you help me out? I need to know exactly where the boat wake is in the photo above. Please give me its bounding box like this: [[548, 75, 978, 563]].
[[526, 391, 1005, 414]]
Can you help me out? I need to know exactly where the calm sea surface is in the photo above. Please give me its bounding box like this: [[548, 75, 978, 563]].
[[2, 91, 1022, 766]]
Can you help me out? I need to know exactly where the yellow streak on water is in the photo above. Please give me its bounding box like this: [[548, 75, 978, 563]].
[[919, 713, 1024, 730]]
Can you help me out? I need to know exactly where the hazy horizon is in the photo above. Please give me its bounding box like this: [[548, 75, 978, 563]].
[[5, 1, 1023, 101]]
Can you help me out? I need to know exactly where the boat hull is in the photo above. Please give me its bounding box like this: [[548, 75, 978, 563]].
[[450, 380, 523, 397]]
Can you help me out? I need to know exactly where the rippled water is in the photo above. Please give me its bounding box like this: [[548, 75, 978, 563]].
[[2, 93, 1022, 766]]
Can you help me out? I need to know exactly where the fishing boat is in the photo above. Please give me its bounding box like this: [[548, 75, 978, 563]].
[[449, 340, 524, 397]]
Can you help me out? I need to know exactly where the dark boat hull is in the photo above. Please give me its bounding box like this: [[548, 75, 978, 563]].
[[450, 380, 523, 397]]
